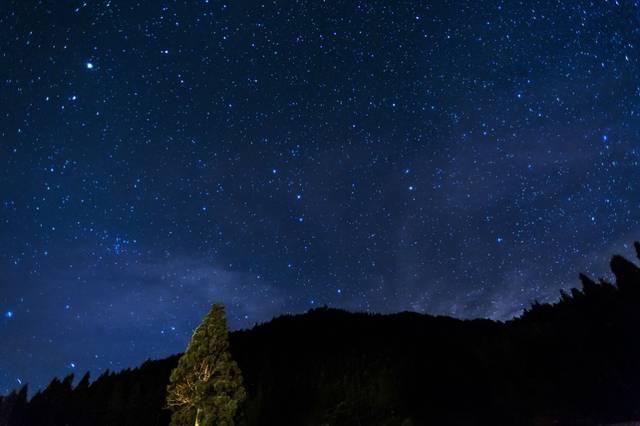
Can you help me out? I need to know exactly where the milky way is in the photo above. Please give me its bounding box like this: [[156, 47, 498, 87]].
[[3, 0, 640, 393]]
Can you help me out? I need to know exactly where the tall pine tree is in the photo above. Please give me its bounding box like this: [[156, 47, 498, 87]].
[[167, 304, 246, 426]]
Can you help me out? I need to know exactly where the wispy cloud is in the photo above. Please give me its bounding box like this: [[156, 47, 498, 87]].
[[0, 250, 288, 393]]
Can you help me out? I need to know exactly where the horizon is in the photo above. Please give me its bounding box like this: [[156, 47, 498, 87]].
[[6, 255, 638, 399], [3, 247, 636, 396]]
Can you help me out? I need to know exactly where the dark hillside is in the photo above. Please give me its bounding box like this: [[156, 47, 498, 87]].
[[4, 244, 640, 425]]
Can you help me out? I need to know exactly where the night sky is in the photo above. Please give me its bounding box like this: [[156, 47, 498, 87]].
[[3, 0, 640, 393]]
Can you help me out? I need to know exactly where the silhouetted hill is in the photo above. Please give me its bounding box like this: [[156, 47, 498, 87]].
[[4, 244, 640, 425]]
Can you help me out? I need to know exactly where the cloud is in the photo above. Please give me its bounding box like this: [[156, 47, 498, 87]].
[[46, 252, 288, 332], [0, 249, 288, 393]]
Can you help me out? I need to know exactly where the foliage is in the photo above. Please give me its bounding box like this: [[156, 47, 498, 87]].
[[166, 304, 246, 426]]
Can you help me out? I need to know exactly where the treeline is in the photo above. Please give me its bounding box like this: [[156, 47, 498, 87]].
[[4, 245, 640, 425], [0, 357, 177, 426]]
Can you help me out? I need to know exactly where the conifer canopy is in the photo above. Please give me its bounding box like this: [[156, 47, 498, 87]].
[[166, 304, 246, 426]]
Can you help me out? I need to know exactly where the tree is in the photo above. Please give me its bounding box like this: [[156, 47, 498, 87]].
[[0, 385, 27, 426], [167, 304, 246, 426]]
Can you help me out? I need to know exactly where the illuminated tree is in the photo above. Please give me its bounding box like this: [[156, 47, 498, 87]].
[[167, 304, 246, 426]]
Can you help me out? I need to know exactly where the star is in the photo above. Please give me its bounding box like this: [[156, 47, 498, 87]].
[[4, 0, 640, 396]]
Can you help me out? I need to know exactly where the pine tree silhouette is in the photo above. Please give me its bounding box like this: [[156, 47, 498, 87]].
[[166, 304, 246, 426]]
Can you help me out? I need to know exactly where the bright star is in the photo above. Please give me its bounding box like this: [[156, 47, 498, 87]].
[[4, 310, 13, 318], [85, 62, 94, 69]]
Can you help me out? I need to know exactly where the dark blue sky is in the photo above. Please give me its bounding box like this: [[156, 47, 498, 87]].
[[3, 0, 640, 393]]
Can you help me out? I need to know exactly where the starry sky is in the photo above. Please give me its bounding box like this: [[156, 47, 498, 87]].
[[3, 0, 640, 393]]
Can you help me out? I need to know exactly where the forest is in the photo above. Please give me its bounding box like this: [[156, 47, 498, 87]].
[[3, 244, 640, 425]]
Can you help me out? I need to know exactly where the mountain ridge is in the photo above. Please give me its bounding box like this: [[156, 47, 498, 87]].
[[4, 244, 640, 425]]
